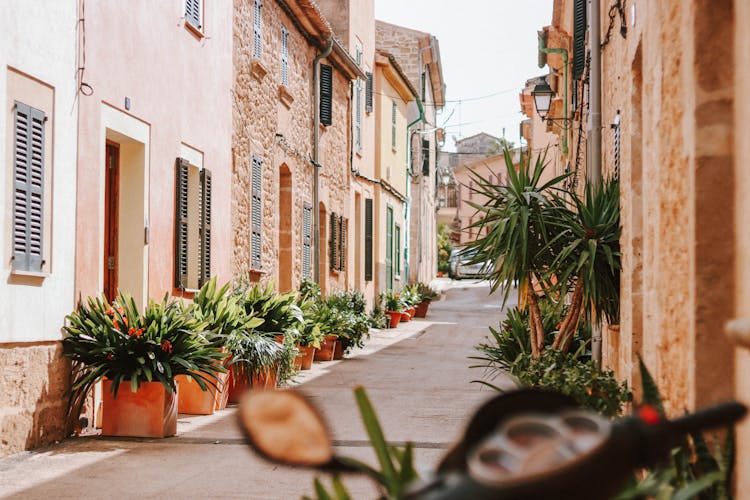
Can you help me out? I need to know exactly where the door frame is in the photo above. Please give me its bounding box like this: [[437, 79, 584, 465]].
[[103, 140, 120, 301]]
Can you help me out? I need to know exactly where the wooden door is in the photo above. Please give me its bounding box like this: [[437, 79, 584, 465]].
[[103, 142, 119, 302]]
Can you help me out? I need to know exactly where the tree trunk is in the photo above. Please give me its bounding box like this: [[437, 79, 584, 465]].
[[527, 286, 545, 356], [553, 280, 584, 352]]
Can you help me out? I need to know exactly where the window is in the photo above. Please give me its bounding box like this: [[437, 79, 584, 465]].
[[251, 155, 262, 270], [421, 138, 430, 175], [302, 203, 312, 278], [174, 158, 212, 289], [355, 45, 363, 152], [385, 206, 393, 289], [365, 72, 373, 113], [573, 0, 587, 80], [280, 26, 289, 86], [185, 0, 202, 31], [319, 64, 333, 126], [394, 224, 401, 276], [11, 102, 46, 272], [391, 101, 397, 150], [253, 0, 263, 59], [329, 212, 347, 272], [364, 198, 373, 281]]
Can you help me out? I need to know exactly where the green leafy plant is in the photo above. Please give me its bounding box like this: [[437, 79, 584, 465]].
[[413, 282, 439, 302], [616, 360, 736, 500], [62, 291, 226, 418], [437, 222, 453, 275], [235, 281, 305, 338], [381, 290, 404, 312], [190, 277, 265, 342], [369, 294, 389, 329], [323, 290, 371, 354]]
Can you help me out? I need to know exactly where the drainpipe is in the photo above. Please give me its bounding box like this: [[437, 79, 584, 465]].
[[313, 37, 333, 285], [588, 0, 603, 366], [538, 32, 569, 158]]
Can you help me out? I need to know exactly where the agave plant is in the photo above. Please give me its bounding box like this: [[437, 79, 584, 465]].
[[236, 281, 305, 338], [62, 292, 226, 418]]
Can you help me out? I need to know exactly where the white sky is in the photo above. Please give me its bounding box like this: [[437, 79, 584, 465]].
[[374, 0, 553, 152]]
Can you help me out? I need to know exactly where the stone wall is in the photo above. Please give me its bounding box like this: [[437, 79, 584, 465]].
[[232, 0, 352, 293]]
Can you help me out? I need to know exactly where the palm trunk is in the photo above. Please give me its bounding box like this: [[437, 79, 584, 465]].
[[527, 285, 545, 356], [553, 280, 584, 352]]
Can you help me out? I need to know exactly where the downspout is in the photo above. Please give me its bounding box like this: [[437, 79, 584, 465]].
[[538, 32, 569, 158], [588, 0, 603, 366], [313, 37, 333, 285]]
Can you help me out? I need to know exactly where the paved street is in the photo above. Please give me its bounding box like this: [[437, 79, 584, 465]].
[[0, 280, 514, 499]]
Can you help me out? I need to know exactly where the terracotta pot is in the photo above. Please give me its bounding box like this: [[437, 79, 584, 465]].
[[386, 311, 401, 328], [176, 371, 229, 415], [333, 340, 344, 360], [274, 334, 285, 344], [314, 335, 338, 361], [227, 365, 278, 403], [415, 300, 430, 318], [408, 307, 416, 319], [296, 345, 316, 370], [102, 379, 177, 438], [400, 311, 411, 323]]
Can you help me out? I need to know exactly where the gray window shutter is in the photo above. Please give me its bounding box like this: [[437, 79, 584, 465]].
[[251, 156, 263, 270], [12, 102, 45, 272], [185, 0, 201, 30], [573, 0, 586, 79], [365, 72, 373, 113], [329, 212, 338, 271], [364, 199, 373, 281], [174, 158, 190, 288], [355, 78, 362, 151], [281, 26, 289, 86], [339, 217, 347, 272], [254, 0, 263, 58], [199, 168, 212, 287], [320, 64, 332, 126], [302, 203, 312, 279], [391, 101, 397, 149]]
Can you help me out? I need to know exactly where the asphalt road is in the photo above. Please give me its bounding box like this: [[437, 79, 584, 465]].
[[0, 279, 514, 499]]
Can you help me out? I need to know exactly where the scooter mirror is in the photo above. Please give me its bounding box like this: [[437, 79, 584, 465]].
[[238, 390, 334, 467]]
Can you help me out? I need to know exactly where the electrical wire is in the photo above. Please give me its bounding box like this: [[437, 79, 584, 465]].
[[77, 0, 94, 96]]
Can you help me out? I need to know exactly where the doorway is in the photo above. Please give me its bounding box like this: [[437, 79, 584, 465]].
[[103, 142, 120, 301], [278, 165, 292, 291]]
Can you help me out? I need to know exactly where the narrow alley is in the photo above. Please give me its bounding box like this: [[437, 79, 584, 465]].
[[0, 282, 512, 499]]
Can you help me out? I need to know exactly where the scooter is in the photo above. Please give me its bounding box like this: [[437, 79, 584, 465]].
[[236, 387, 746, 499]]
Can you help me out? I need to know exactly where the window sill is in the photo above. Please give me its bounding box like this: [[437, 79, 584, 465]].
[[10, 269, 49, 279], [278, 85, 295, 109], [184, 20, 205, 40], [251, 58, 268, 81], [248, 269, 266, 281]]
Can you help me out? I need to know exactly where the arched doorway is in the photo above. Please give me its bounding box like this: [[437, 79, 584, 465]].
[[278, 165, 292, 292]]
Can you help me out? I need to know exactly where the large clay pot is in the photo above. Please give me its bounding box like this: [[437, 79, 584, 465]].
[[296, 345, 316, 370], [408, 307, 416, 319], [415, 300, 430, 318], [227, 365, 278, 403], [176, 372, 229, 415], [386, 311, 401, 328], [333, 340, 344, 360], [314, 335, 338, 361], [102, 379, 177, 438], [400, 311, 411, 323]]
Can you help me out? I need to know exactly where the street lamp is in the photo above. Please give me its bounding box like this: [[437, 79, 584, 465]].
[[532, 80, 571, 127]]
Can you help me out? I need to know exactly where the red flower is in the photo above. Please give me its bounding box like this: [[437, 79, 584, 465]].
[[106, 354, 114, 361], [161, 340, 173, 353], [106, 308, 115, 316], [637, 405, 662, 426], [128, 327, 136, 336], [122, 317, 129, 327], [135, 328, 144, 338], [117, 307, 124, 315], [113, 320, 120, 330]]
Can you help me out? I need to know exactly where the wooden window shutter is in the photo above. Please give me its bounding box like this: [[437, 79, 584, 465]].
[[185, 0, 201, 30], [365, 72, 373, 113], [329, 212, 338, 271], [174, 158, 190, 288], [364, 199, 373, 281], [251, 156, 263, 270], [253, 0, 263, 59], [573, 0, 587, 80], [199, 168, 212, 287], [281, 26, 289, 86], [302, 203, 312, 278], [12, 102, 45, 272], [339, 217, 347, 272], [319, 64, 333, 126]]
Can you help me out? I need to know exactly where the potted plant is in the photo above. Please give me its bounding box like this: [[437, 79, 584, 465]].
[[413, 282, 439, 318], [62, 292, 226, 438], [382, 290, 404, 328]]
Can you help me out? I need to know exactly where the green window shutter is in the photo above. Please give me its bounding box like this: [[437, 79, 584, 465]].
[[253, 0, 263, 58], [199, 168, 212, 287], [329, 212, 338, 271], [573, 0, 587, 80], [251, 156, 263, 270], [339, 217, 347, 272], [385, 206, 393, 290], [12, 101, 45, 272], [174, 158, 190, 288], [364, 199, 373, 281], [302, 203, 312, 279], [365, 72, 373, 113], [395, 224, 401, 275], [185, 0, 201, 30], [320, 64, 333, 126]]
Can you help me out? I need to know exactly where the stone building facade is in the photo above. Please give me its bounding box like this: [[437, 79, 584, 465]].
[[232, 0, 363, 295], [540, 0, 750, 493], [0, 0, 79, 457], [375, 21, 445, 285]]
